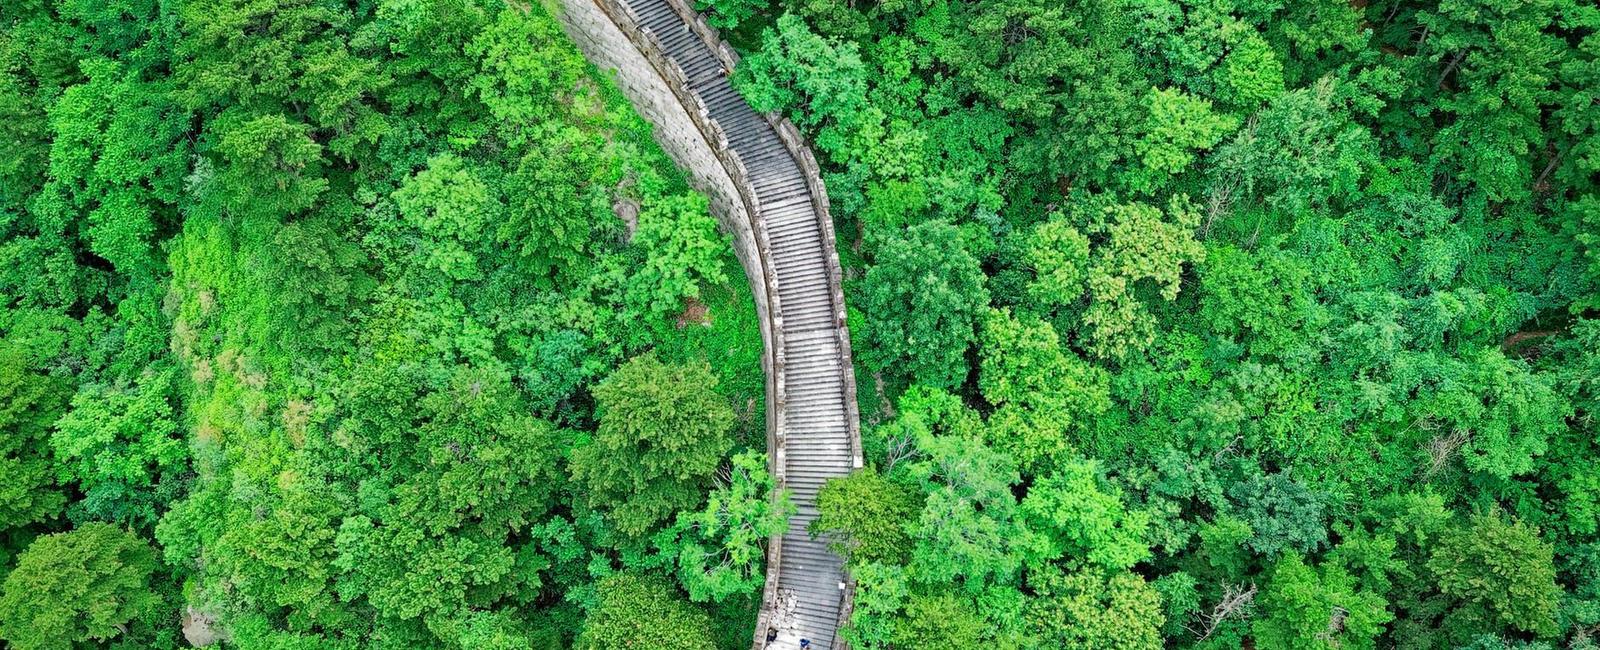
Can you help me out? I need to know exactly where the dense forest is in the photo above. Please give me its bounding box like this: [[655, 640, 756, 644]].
[[719, 0, 1600, 647], [0, 0, 1597, 648], [0, 1, 781, 648]]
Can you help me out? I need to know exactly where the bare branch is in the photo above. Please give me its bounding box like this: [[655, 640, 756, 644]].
[[1436, 51, 1466, 89], [1192, 583, 1258, 643]]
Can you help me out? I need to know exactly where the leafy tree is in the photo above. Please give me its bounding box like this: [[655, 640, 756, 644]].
[[569, 353, 735, 537], [334, 366, 563, 621], [812, 467, 920, 565], [38, 57, 188, 279], [1080, 198, 1205, 359], [1415, 0, 1574, 204], [265, 213, 371, 346], [393, 153, 497, 281], [656, 451, 791, 603], [891, 590, 988, 648], [1205, 79, 1374, 221], [1228, 472, 1329, 558], [1020, 460, 1149, 570], [1428, 513, 1561, 638], [50, 365, 185, 526], [978, 308, 1109, 468], [840, 561, 910, 648], [1198, 244, 1324, 364], [859, 221, 990, 390], [1252, 554, 1393, 650], [1407, 348, 1565, 481], [697, 0, 766, 29], [1023, 565, 1164, 650], [575, 573, 714, 650], [0, 523, 159, 650], [625, 193, 729, 322], [1023, 219, 1092, 310], [903, 432, 1035, 589], [499, 131, 609, 284], [0, 343, 69, 529], [1216, 31, 1284, 107], [735, 15, 871, 159], [1135, 87, 1238, 181], [1196, 514, 1256, 582], [195, 109, 329, 221]]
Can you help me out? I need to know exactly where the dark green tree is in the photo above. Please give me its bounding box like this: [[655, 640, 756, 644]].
[[569, 353, 735, 537], [859, 221, 990, 390]]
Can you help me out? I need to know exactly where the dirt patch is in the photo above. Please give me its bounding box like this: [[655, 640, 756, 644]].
[[1502, 330, 1558, 359], [676, 296, 711, 328]]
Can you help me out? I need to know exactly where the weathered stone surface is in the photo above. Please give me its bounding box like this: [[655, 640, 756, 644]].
[[181, 607, 226, 647], [549, 1, 864, 647]]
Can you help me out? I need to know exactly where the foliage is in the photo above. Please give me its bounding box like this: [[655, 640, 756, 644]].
[[812, 467, 919, 565], [1252, 554, 1392, 650], [1023, 565, 1164, 650], [50, 365, 185, 526], [1428, 513, 1561, 638], [3, 0, 1600, 645], [729, 0, 1600, 644], [656, 451, 791, 603], [0, 523, 159, 650], [1020, 460, 1150, 570], [0, 343, 69, 529], [859, 221, 989, 390], [570, 353, 736, 538], [1228, 472, 1330, 559], [0, 1, 768, 646], [575, 573, 715, 650]]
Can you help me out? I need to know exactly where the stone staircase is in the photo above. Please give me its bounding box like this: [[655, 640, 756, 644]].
[[553, 0, 865, 647]]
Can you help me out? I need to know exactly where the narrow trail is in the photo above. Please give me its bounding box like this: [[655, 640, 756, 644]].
[[551, 0, 864, 648]]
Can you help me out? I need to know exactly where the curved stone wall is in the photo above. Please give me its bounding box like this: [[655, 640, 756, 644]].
[[549, 0, 862, 647]]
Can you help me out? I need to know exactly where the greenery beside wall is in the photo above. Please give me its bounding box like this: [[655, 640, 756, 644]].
[[0, 1, 772, 648], [2, 0, 1599, 647], [720, 0, 1600, 647]]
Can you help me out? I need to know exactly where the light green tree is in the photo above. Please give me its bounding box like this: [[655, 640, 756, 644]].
[[1135, 87, 1238, 179], [1253, 554, 1393, 650], [1024, 565, 1164, 650], [393, 153, 498, 281], [978, 308, 1109, 469], [1082, 198, 1205, 359], [1020, 460, 1150, 570], [656, 451, 792, 602], [575, 573, 714, 650], [0, 523, 160, 650]]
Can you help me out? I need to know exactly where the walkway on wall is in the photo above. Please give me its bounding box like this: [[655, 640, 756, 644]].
[[567, 0, 864, 648]]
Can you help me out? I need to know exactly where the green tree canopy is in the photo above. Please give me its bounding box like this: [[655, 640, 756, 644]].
[[1428, 513, 1561, 639], [859, 221, 990, 390], [812, 467, 921, 566], [0, 523, 159, 650], [569, 353, 735, 538], [575, 573, 714, 650]]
